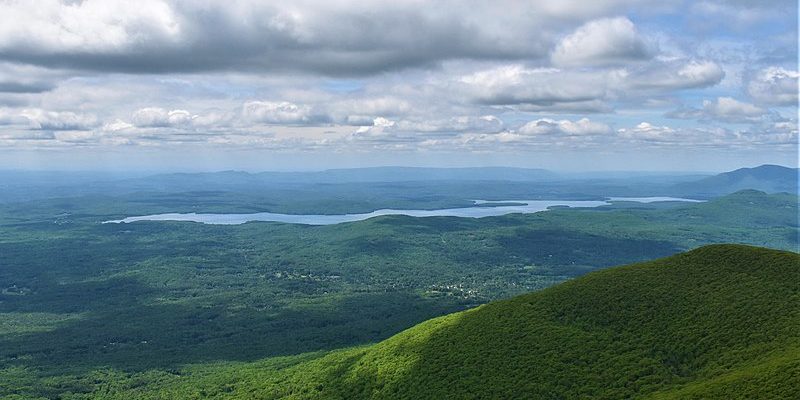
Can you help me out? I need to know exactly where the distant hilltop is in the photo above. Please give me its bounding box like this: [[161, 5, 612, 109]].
[[672, 164, 798, 197]]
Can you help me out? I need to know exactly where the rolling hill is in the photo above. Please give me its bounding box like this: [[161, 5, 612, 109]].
[[73, 244, 800, 399], [672, 164, 798, 197]]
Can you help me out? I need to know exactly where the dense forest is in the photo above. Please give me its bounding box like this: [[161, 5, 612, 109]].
[[1, 189, 797, 398], [10, 245, 796, 399]]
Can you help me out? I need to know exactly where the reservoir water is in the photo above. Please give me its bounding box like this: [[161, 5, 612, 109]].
[[103, 197, 702, 226]]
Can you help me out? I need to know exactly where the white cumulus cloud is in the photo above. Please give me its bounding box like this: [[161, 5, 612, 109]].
[[551, 17, 655, 67], [18, 108, 98, 130], [617, 122, 676, 140], [624, 60, 725, 91], [666, 97, 767, 123], [459, 65, 608, 107], [518, 118, 612, 135], [747, 67, 798, 106], [242, 101, 323, 125], [132, 107, 196, 128]]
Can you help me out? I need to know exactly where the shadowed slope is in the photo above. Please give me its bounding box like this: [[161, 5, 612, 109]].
[[274, 244, 800, 399], [37, 245, 800, 399]]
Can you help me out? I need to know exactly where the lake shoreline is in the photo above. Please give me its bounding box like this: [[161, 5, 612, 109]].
[[103, 197, 703, 226]]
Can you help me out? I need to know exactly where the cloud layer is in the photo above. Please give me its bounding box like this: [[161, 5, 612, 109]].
[[0, 0, 796, 170], [0, 0, 650, 75]]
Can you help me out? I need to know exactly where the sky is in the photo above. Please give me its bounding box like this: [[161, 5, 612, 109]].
[[0, 0, 797, 172]]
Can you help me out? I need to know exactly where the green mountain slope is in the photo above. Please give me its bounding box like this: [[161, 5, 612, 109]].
[[66, 244, 799, 399], [284, 244, 799, 400]]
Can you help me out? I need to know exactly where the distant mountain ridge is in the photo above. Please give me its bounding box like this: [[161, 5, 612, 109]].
[[143, 166, 559, 184], [1, 165, 795, 204], [672, 164, 798, 197], [100, 164, 800, 199], [303, 166, 558, 182]]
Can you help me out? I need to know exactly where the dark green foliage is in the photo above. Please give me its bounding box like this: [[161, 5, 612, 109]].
[[0, 190, 797, 398], [258, 245, 798, 400], [82, 245, 796, 399]]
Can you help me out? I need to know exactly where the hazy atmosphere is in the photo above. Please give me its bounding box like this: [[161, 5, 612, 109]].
[[0, 0, 796, 171], [1, 2, 799, 399]]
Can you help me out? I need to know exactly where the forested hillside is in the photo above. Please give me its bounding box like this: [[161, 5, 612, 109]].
[[70, 245, 798, 399]]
